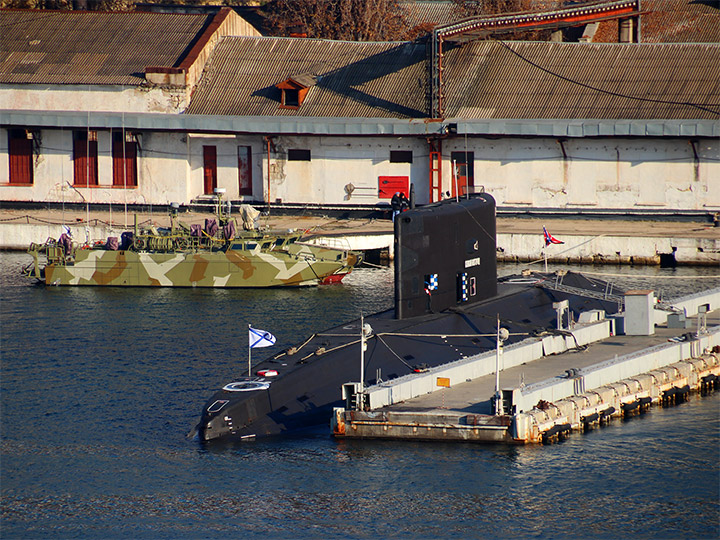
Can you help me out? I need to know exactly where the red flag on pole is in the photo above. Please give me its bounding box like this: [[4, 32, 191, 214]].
[[543, 226, 563, 247]]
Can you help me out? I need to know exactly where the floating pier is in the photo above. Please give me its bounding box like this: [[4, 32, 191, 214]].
[[332, 288, 720, 444]]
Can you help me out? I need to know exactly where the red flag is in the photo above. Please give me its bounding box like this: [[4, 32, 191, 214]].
[[543, 226, 563, 247]]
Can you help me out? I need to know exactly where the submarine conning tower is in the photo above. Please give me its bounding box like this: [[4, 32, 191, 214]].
[[394, 193, 497, 319]]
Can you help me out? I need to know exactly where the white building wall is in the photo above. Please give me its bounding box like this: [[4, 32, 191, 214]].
[[467, 137, 718, 211], [2, 128, 718, 211], [459, 139, 566, 207], [186, 134, 265, 201], [0, 85, 189, 114], [0, 128, 189, 206], [138, 132, 190, 205], [264, 136, 428, 205]]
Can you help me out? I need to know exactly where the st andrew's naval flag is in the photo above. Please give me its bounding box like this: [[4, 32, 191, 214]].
[[249, 326, 276, 348], [543, 226, 564, 247]]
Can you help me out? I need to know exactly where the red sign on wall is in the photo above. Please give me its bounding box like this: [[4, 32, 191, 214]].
[[378, 176, 409, 199]]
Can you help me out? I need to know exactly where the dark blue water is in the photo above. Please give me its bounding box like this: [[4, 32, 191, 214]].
[[2, 252, 718, 539]]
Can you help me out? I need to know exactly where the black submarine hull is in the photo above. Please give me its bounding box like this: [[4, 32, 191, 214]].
[[196, 195, 623, 441]]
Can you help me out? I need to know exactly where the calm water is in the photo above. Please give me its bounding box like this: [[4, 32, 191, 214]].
[[1, 252, 718, 539]]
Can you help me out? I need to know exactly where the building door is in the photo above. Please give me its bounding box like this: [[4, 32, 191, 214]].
[[112, 131, 138, 187], [451, 151, 474, 197], [203, 145, 217, 195], [238, 146, 252, 196], [428, 140, 442, 202], [73, 130, 98, 186], [8, 130, 33, 184]]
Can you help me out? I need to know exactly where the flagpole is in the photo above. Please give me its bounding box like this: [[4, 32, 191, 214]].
[[360, 313, 365, 394], [543, 225, 548, 272], [248, 323, 252, 377]]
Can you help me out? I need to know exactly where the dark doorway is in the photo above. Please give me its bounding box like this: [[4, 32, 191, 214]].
[[451, 151, 474, 197], [203, 145, 217, 195]]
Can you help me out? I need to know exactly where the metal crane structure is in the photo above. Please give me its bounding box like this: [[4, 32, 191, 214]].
[[426, 0, 643, 202]]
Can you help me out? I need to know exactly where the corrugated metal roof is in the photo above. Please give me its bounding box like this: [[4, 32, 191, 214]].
[[442, 41, 720, 120], [400, 1, 459, 28], [187, 37, 719, 120], [185, 37, 428, 118], [0, 9, 216, 85]]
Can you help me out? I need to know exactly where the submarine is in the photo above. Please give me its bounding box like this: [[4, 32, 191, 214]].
[[195, 193, 624, 441]]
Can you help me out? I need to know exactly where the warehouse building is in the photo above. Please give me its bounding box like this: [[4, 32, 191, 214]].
[[1, 1, 718, 216]]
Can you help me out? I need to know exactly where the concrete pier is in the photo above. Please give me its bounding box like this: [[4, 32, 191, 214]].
[[332, 292, 720, 444], [1, 208, 718, 265]]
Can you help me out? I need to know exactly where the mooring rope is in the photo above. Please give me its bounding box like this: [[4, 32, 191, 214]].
[[577, 271, 720, 280], [525, 234, 608, 265]]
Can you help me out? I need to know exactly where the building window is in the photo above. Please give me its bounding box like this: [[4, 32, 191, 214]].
[[112, 131, 137, 187], [238, 146, 252, 196], [288, 149, 311, 161], [390, 150, 413, 163], [283, 89, 300, 108], [276, 75, 315, 110], [8, 129, 33, 184], [73, 130, 98, 186]]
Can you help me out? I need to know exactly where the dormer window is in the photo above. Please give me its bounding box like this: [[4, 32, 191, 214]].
[[284, 88, 300, 107], [276, 74, 316, 110]]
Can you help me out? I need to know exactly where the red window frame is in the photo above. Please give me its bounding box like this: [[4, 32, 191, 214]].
[[73, 130, 98, 186], [8, 129, 33, 185], [112, 131, 137, 187]]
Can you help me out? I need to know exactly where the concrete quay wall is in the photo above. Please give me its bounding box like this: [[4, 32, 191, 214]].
[[1, 210, 718, 266], [514, 346, 720, 444], [497, 231, 719, 266], [513, 325, 720, 415], [0, 218, 121, 251]]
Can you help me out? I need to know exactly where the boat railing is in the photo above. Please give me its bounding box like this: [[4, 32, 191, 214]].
[[302, 235, 353, 252], [132, 231, 220, 253], [536, 275, 626, 311]]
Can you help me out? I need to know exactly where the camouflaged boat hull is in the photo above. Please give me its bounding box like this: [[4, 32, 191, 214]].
[[41, 246, 358, 287]]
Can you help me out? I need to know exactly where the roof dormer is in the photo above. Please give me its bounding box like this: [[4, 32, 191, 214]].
[[276, 74, 316, 109]]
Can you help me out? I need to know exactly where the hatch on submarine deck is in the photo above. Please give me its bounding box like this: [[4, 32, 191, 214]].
[[194, 194, 624, 441]]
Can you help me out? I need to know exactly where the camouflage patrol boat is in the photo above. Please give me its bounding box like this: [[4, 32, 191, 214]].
[[23, 201, 362, 288]]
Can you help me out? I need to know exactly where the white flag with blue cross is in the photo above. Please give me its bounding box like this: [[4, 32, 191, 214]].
[[249, 326, 276, 349]]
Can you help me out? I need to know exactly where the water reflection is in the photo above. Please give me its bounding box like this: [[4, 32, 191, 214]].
[[1, 252, 718, 539]]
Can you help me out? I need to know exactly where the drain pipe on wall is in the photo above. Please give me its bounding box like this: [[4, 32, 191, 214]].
[[265, 136, 274, 211]]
